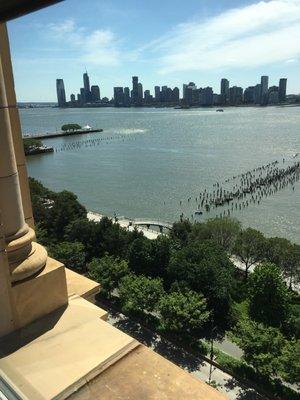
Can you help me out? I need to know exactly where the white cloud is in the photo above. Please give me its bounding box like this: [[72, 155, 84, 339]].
[[48, 19, 120, 66], [144, 0, 300, 74]]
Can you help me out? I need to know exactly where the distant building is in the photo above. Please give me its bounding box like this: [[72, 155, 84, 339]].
[[278, 78, 287, 103], [154, 86, 160, 102], [268, 91, 279, 104], [183, 82, 197, 104], [200, 87, 213, 106], [229, 86, 243, 105], [70, 93, 76, 103], [260, 75, 269, 105], [244, 86, 255, 104], [123, 87, 130, 106], [83, 72, 91, 102], [172, 87, 180, 103], [254, 84, 261, 104], [113, 87, 124, 106], [144, 90, 153, 104], [132, 76, 139, 105], [138, 83, 143, 102], [56, 79, 66, 107], [91, 85, 100, 102], [80, 87, 85, 104], [220, 78, 229, 104]]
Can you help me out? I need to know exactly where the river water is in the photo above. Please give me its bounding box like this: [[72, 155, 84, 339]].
[[20, 106, 300, 243]]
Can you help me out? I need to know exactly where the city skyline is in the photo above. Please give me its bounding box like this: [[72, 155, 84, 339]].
[[57, 71, 289, 107], [8, 0, 300, 102]]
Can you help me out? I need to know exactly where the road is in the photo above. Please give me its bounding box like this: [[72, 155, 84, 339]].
[[100, 303, 267, 400]]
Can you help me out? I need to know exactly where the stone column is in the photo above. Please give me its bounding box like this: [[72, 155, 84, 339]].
[[0, 26, 47, 283], [0, 23, 34, 228]]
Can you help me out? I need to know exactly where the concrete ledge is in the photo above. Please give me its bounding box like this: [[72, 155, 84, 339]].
[[65, 268, 100, 304], [12, 256, 68, 329], [0, 296, 138, 400], [68, 345, 228, 400]]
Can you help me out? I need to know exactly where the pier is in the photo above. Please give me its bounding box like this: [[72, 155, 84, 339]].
[[25, 128, 103, 140]]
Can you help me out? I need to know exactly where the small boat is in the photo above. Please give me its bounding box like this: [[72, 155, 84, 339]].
[[194, 210, 203, 215], [216, 109, 224, 112]]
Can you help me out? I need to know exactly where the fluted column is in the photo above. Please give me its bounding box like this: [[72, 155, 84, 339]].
[[0, 23, 34, 228], [0, 24, 47, 283]]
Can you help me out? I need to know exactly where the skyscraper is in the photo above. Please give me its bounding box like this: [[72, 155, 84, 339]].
[[154, 86, 160, 103], [56, 79, 66, 107], [220, 78, 229, 104], [138, 82, 143, 102], [260, 75, 269, 105], [124, 87, 130, 106], [91, 85, 100, 102], [114, 87, 124, 106], [278, 78, 287, 103], [132, 76, 139, 105], [83, 72, 91, 102]]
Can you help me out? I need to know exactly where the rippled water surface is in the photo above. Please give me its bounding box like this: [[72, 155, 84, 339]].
[[20, 106, 300, 242]]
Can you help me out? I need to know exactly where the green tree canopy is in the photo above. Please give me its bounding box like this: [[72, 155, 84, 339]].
[[233, 227, 266, 279], [233, 318, 286, 377], [248, 262, 291, 327], [87, 255, 129, 297], [61, 124, 81, 131], [167, 241, 235, 329], [279, 339, 300, 385], [118, 274, 164, 314], [170, 220, 192, 244], [159, 290, 210, 335], [48, 241, 86, 272], [203, 217, 241, 252], [23, 138, 43, 153]]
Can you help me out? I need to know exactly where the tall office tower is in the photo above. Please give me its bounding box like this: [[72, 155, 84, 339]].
[[154, 86, 160, 102], [77, 93, 81, 104], [80, 87, 85, 104], [70, 94, 75, 102], [56, 79, 66, 107], [220, 78, 229, 104], [137, 83, 143, 104], [91, 85, 100, 102], [229, 86, 243, 105], [83, 72, 91, 102], [124, 87, 130, 106], [260, 75, 269, 105], [172, 87, 180, 103], [278, 78, 287, 103], [113, 87, 124, 106], [183, 82, 196, 100], [144, 90, 151, 104], [166, 88, 173, 103], [254, 84, 261, 104], [200, 87, 213, 106], [132, 76, 139, 104], [244, 86, 255, 104], [161, 85, 168, 103]]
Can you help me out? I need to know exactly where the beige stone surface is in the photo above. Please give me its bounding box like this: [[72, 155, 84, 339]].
[[12, 257, 68, 328], [0, 296, 138, 400], [68, 345, 228, 400], [65, 268, 101, 304]]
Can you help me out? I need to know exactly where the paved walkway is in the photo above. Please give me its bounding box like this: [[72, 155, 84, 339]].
[[100, 302, 266, 400]]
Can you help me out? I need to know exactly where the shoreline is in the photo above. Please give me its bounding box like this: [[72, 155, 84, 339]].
[[87, 211, 160, 240]]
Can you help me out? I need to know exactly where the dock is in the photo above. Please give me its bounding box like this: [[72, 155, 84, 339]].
[[25, 128, 103, 140]]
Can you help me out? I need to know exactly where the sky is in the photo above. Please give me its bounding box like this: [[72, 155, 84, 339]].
[[7, 0, 300, 102]]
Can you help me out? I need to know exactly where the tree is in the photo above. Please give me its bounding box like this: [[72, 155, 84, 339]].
[[233, 228, 266, 280], [279, 340, 300, 385], [23, 138, 43, 153], [87, 255, 129, 297], [169, 220, 192, 244], [49, 241, 86, 272], [47, 191, 87, 240], [167, 241, 235, 329], [159, 290, 210, 335], [204, 218, 241, 252], [248, 263, 291, 327], [233, 318, 285, 377], [61, 123, 81, 131], [127, 237, 153, 275], [118, 274, 164, 314]]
